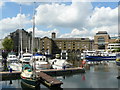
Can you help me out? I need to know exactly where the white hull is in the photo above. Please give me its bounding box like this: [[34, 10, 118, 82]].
[[9, 63, 22, 71], [30, 54, 51, 70], [7, 54, 18, 62], [49, 59, 72, 69], [19, 53, 32, 63], [0, 62, 3, 71]]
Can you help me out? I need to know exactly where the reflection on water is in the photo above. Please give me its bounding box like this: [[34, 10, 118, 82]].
[[1, 62, 120, 89]]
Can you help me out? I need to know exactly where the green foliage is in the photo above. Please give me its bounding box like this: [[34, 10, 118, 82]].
[[2, 38, 14, 51], [34, 48, 38, 52]]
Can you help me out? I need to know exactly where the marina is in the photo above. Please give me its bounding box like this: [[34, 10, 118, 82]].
[[1, 61, 120, 89], [0, 51, 120, 89], [0, 1, 120, 90]]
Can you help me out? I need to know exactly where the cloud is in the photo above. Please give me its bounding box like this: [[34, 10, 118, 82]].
[[0, 2, 118, 39], [59, 28, 92, 39], [88, 7, 118, 27], [34, 2, 118, 38], [0, 14, 31, 38], [0, 1, 4, 8], [10, 0, 32, 5], [35, 2, 93, 29], [87, 6, 118, 37], [26, 27, 59, 38], [90, 25, 118, 37]]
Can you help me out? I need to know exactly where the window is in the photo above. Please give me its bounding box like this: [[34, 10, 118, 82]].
[[98, 37, 105, 49], [98, 37, 105, 44], [68, 44, 71, 46], [98, 44, 105, 49]]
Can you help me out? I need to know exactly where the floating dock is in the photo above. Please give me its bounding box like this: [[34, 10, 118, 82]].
[[37, 72, 63, 88], [0, 71, 21, 80], [0, 67, 85, 80], [40, 67, 85, 76]]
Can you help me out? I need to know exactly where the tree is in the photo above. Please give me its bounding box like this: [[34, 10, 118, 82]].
[[2, 38, 14, 51]]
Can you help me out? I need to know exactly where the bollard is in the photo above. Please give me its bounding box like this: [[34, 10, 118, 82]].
[[10, 68, 12, 73]]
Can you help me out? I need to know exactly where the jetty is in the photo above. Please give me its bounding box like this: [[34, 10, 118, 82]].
[[37, 72, 63, 88], [1, 67, 85, 80], [39, 67, 85, 76]]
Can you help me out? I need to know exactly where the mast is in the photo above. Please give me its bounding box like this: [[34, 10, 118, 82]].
[[118, 2, 120, 40], [32, 2, 36, 78], [19, 3, 23, 56]]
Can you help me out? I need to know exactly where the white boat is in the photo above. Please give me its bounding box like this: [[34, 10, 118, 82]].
[[83, 50, 116, 62], [0, 62, 3, 71], [20, 64, 37, 88], [30, 53, 51, 70], [0, 55, 3, 61], [49, 59, 72, 69], [7, 54, 18, 62], [0, 55, 3, 71], [20, 53, 32, 63], [8, 61, 22, 71]]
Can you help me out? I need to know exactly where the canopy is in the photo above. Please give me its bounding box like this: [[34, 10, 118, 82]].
[[22, 64, 32, 70], [34, 53, 43, 56]]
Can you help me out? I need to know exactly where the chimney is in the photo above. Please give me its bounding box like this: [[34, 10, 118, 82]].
[[52, 32, 56, 38]]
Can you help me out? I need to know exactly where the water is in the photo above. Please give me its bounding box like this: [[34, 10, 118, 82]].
[[1, 62, 120, 89]]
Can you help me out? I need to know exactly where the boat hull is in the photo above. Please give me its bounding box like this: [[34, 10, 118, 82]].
[[21, 77, 36, 88], [116, 61, 120, 66], [116, 53, 120, 66], [85, 56, 116, 61]]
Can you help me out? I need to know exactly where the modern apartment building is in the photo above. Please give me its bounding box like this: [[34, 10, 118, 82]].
[[94, 31, 117, 50]]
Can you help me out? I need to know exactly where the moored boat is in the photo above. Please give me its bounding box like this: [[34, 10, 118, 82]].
[[30, 53, 51, 70], [7, 52, 18, 62], [20, 64, 38, 88], [116, 53, 120, 66], [8, 61, 22, 71], [0, 62, 3, 71], [19, 53, 32, 63], [49, 59, 72, 69], [7, 54, 18, 62], [85, 55, 116, 62], [84, 50, 116, 62]]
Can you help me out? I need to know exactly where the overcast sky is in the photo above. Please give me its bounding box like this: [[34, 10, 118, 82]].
[[0, 0, 119, 39]]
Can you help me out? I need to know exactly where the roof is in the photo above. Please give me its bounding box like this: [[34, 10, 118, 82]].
[[96, 31, 108, 35], [34, 53, 44, 56], [52, 38, 89, 41]]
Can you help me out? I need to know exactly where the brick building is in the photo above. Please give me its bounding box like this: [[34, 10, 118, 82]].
[[40, 32, 94, 55]]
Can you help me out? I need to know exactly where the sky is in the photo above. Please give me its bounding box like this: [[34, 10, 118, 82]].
[[0, 0, 119, 39]]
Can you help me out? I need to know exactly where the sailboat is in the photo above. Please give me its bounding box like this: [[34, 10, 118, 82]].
[[20, 2, 40, 88], [19, 48, 32, 63]]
